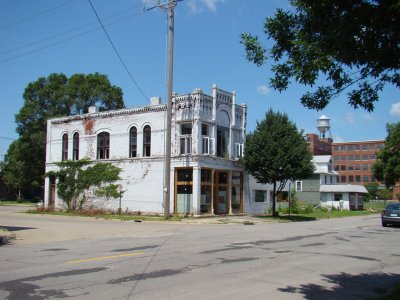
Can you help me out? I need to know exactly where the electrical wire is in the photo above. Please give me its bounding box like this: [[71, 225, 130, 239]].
[[0, 0, 78, 32], [0, 12, 140, 64], [0, 4, 143, 56], [87, 0, 150, 102]]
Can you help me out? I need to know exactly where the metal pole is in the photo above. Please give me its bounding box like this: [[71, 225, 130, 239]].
[[163, 0, 174, 219]]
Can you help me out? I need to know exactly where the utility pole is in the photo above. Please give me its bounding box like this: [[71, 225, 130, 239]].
[[144, 0, 177, 219]]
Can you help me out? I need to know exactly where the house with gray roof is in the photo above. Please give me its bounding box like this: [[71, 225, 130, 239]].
[[295, 155, 368, 210]]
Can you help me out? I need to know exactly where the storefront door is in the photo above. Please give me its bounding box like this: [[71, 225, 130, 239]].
[[214, 171, 228, 214]]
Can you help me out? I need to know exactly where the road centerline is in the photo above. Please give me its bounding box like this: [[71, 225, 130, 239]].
[[66, 251, 145, 264]]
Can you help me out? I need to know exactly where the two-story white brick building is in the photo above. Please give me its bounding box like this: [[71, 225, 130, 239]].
[[44, 84, 280, 215]]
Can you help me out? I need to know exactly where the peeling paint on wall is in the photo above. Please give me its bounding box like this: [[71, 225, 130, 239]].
[[84, 119, 95, 135]]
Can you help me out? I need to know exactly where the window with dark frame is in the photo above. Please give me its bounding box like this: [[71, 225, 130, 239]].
[[97, 132, 110, 159], [179, 123, 192, 155], [201, 123, 211, 155], [334, 193, 343, 201], [62, 133, 68, 161], [296, 181, 302, 191], [217, 126, 229, 158], [73, 132, 79, 161], [129, 127, 137, 158], [143, 125, 151, 157], [255, 190, 266, 202]]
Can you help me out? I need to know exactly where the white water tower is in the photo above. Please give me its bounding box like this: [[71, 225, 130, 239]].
[[317, 115, 331, 139]]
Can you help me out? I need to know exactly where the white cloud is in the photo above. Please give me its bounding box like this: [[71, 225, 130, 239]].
[[257, 84, 270, 95], [390, 102, 400, 117], [345, 113, 355, 124], [186, 0, 226, 14], [187, 0, 202, 14], [333, 135, 344, 143], [363, 114, 376, 122]]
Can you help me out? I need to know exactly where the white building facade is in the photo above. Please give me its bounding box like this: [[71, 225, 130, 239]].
[[45, 85, 280, 215]]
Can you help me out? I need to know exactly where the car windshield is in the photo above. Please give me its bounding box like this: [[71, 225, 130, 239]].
[[386, 203, 400, 210]]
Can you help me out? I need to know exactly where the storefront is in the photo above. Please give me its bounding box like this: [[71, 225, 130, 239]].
[[174, 167, 243, 215]]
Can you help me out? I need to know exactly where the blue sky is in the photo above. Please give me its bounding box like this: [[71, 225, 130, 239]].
[[1, 0, 399, 158]]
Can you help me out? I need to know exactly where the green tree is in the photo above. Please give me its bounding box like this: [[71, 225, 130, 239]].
[[373, 122, 400, 188], [241, 0, 400, 111], [48, 159, 122, 211], [3, 73, 124, 198], [2, 140, 28, 199], [242, 109, 314, 216], [376, 188, 393, 201], [364, 182, 379, 201]]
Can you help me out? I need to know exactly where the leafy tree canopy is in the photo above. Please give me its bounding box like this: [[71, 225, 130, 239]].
[[2, 140, 29, 198], [373, 122, 400, 188], [241, 0, 400, 111], [3, 72, 125, 198], [242, 109, 314, 215]]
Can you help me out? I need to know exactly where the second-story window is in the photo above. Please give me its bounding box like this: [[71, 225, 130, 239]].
[[179, 123, 192, 155], [73, 132, 79, 161], [129, 127, 137, 158], [217, 126, 229, 158], [97, 132, 110, 159], [201, 123, 213, 155], [233, 130, 244, 159], [62, 133, 68, 161], [143, 125, 151, 157]]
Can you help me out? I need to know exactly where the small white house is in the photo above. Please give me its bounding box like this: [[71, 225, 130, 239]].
[[44, 84, 286, 215], [295, 155, 368, 210]]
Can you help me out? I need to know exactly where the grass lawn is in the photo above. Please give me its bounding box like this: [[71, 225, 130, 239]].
[[257, 206, 382, 222], [26, 209, 182, 222], [18, 200, 398, 223]]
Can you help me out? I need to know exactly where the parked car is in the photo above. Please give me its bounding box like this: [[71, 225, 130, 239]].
[[381, 203, 400, 227]]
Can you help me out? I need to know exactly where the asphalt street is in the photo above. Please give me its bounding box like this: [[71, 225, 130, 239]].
[[0, 205, 399, 299]]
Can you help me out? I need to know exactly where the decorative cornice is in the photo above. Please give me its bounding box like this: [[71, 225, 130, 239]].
[[50, 105, 167, 124]]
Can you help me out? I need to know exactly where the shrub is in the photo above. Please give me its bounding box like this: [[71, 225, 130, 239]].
[[278, 199, 314, 214], [319, 207, 329, 213], [35, 206, 55, 213]]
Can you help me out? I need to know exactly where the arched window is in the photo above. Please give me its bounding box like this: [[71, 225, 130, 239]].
[[97, 132, 110, 159], [73, 132, 79, 161], [62, 133, 68, 161], [129, 127, 137, 158], [143, 125, 151, 157]]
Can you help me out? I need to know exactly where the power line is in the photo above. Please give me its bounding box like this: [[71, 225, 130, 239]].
[[87, 0, 150, 102], [0, 3, 143, 56], [0, 0, 78, 32], [0, 12, 140, 64]]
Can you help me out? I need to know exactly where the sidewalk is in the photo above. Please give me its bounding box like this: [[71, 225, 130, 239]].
[[178, 215, 273, 225]]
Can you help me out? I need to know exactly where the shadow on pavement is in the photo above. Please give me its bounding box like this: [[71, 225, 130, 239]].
[[0, 225, 36, 231], [0, 226, 35, 246], [278, 216, 317, 222], [0, 234, 16, 246], [278, 272, 400, 299]]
